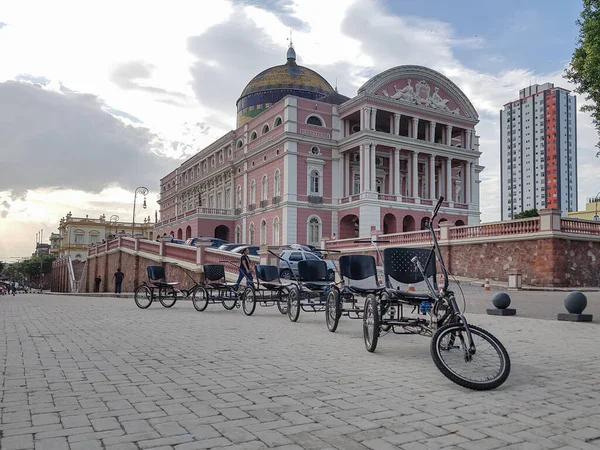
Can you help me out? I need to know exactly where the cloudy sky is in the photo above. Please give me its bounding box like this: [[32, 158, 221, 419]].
[[0, 0, 591, 260]]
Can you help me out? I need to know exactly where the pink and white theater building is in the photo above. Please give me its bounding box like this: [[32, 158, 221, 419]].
[[155, 45, 483, 246]]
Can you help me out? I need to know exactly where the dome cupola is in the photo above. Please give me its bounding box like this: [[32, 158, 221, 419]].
[[236, 43, 335, 127]]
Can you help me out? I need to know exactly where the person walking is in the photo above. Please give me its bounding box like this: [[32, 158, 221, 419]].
[[113, 268, 124, 294], [233, 248, 253, 292]]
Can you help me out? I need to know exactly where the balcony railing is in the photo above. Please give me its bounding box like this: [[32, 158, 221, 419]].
[[234, 208, 242, 215], [272, 196, 281, 205], [308, 195, 323, 204], [248, 204, 256, 212], [260, 200, 268, 208]]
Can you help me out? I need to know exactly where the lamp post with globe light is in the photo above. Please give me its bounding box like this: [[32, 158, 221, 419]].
[[132, 187, 148, 237], [109, 215, 119, 238]]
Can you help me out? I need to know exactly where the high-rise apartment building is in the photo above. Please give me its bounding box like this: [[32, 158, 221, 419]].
[[500, 83, 577, 220]]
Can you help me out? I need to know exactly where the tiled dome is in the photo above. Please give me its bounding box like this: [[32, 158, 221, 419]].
[[236, 45, 335, 127]]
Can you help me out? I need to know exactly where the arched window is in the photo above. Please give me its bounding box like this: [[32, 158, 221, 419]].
[[261, 175, 268, 201], [274, 117, 283, 127], [273, 217, 280, 246], [250, 131, 257, 141], [236, 185, 242, 208], [235, 226, 241, 242], [217, 192, 223, 209], [308, 216, 321, 247], [250, 180, 256, 205], [310, 170, 320, 195], [274, 170, 281, 197], [237, 139, 243, 148], [310, 146, 320, 155], [260, 220, 267, 245], [249, 223, 255, 245], [262, 124, 269, 134], [307, 116, 323, 127], [226, 188, 231, 209]]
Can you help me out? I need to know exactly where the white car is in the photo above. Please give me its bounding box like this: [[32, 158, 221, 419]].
[[278, 250, 336, 281]]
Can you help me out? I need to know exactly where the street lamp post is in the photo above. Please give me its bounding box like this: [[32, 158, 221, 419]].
[[109, 215, 119, 238], [594, 191, 600, 221], [132, 187, 148, 237]]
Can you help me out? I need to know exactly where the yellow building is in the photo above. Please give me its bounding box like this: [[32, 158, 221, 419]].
[[566, 198, 600, 221], [50, 212, 154, 261]]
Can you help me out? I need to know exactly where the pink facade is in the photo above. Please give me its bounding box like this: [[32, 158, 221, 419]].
[[156, 63, 483, 246]]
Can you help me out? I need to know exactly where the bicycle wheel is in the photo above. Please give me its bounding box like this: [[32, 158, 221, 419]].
[[222, 289, 237, 310], [277, 287, 289, 314], [325, 288, 341, 332], [159, 288, 177, 308], [134, 285, 152, 309], [192, 286, 209, 312], [242, 286, 256, 316], [287, 286, 300, 322], [363, 295, 379, 352], [431, 323, 511, 391]]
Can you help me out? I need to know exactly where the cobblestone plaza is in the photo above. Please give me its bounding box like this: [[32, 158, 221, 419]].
[[1, 294, 600, 449]]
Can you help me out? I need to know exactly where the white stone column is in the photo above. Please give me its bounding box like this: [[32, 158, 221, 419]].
[[466, 129, 472, 150], [394, 148, 400, 195], [360, 109, 364, 130], [359, 145, 365, 192], [412, 151, 419, 198], [344, 120, 350, 137], [430, 121, 436, 143], [412, 118, 419, 139], [370, 143, 376, 191], [389, 115, 393, 135], [446, 125, 453, 146], [370, 108, 377, 130], [467, 162, 473, 204], [388, 156, 393, 194], [394, 113, 401, 136], [363, 143, 371, 193], [429, 154, 436, 200], [446, 158, 452, 202]]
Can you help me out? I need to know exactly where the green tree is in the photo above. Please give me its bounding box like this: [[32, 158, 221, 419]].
[[514, 208, 539, 219], [565, 0, 600, 154]]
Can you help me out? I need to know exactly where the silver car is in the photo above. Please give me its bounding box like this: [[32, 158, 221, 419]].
[[278, 250, 336, 281]]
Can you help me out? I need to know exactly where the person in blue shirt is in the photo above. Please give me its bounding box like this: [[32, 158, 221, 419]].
[[233, 248, 253, 292]]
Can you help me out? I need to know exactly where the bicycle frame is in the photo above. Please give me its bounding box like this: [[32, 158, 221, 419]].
[[420, 196, 476, 356]]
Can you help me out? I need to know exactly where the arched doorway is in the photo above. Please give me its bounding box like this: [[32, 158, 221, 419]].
[[402, 215, 415, 232], [177, 228, 183, 239], [420, 217, 430, 230], [383, 214, 396, 235], [214, 225, 229, 241], [340, 214, 359, 239], [185, 226, 192, 239], [455, 219, 465, 226]]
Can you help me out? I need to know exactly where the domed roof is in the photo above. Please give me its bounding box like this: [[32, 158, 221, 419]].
[[237, 46, 335, 101]]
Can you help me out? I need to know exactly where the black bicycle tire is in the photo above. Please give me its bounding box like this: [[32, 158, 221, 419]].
[[287, 286, 300, 322], [363, 296, 380, 352], [242, 286, 256, 316], [134, 285, 152, 309], [430, 323, 511, 391], [192, 286, 209, 312], [325, 289, 341, 332]]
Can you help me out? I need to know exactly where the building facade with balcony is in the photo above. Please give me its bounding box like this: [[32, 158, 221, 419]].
[[155, 46, 483, 247], [52, 212, 154, 261], [500, 83, 578, 220]]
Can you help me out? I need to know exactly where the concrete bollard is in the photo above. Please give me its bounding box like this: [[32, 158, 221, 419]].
[[486, 292, 516, 316], [557, 291, 593, 322]]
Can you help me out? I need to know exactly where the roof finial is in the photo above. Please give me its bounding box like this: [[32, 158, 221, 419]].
[[335, 78, 338, 92], [286, 29, 296, 61]]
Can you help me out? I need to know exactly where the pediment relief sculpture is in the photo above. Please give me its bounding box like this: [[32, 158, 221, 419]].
[[381, 79, 461, 115]]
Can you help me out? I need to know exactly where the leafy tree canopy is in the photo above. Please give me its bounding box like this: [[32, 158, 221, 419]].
[[565, 0, 600, 154], [514, 209, 539, 219]]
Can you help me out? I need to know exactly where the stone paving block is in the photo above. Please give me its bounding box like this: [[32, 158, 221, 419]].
[[60, 415, 91, 428], [0, 433, 34, 450], [34, 436, 70, 450], [70, 440, 104, 450], [253, 429, 294, 447]]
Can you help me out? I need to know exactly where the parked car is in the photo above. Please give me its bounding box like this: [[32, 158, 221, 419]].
[[289, 243, 323, 258], [171, 239, 186, 245], [231, 245, 260, 256], [185, 237, 228, 248], [278, 250, 336, 281], [219, 243, 247, 251]]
